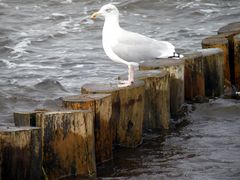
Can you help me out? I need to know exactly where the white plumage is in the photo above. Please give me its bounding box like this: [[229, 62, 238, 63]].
[[91, 4, 177, 86]]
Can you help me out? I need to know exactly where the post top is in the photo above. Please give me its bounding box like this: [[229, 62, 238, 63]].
[[218, 22, 240, 34], [44, 109, 93, 115], [0, 125, 40, 132], [118, 70, 168, 81], [139, 58, 184, 70], [62, 94, 111, 102], [81, 80, 145, 94], [202, 35, 228, 45], [197, 48, 223, 56]]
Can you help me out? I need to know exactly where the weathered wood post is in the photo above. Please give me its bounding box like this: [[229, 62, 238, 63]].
[[14, 109, 48, 127], [198, 48, 224, 97], [183, 52, 205, 102], [118, 70, 170, 130], [139, 59, 184, 117], [233, 34, 240, 90], [202, 35, 230, 83], [62, 94, 112, 165], [14, 112, 36, 126], [37, 110, 96, 179], [0, 126, 42, 180], [81, 81, 145, 148], [218, 22, 240, 87]]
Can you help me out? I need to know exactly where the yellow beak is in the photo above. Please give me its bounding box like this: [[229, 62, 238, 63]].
[[90, 12, 101, 19]]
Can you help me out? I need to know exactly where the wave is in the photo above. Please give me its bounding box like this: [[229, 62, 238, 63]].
[[61, 0, 72, 4], [5, 38, 31, 55], [17, 63, 56, 69], [34, 79, 67, 92], [44, 13, 67, 20], [0, 59, 17, 69]]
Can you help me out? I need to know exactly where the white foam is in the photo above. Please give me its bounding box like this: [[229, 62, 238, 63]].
[[11, 39, 31, 54], [0, 59, 17, 69], [18, 63, 56, 69], [61, 0, 72, 4], [51, 13, 66, 17], [200, 8, 220, 14], [44, 13, 66, 20], [0, 2, 9, 8], [74, 64, 84, 68]]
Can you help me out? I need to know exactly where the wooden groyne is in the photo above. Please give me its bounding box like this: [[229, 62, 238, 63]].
[[202, 22, 240, 93], [81, 81, 145, 148], [1, 22, 240, 179], [139, 59, 185, 117], [62, 94, 112, 165], [0, 126, 42, 180], [118, 70, 170, 130]]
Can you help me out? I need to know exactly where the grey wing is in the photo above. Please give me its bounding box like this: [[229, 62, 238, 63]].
[[111, 30, 175, 62]]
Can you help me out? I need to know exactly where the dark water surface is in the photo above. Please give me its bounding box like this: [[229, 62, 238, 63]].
[[97, 99, 240, 179], [0, 0, 240, 179]]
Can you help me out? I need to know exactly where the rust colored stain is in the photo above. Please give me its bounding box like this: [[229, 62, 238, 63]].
[[42, 111, 96, 179], [62, 95, 113, 165], [195, 72, 205, 96], [202, 36, 230, 83], [234, 35, 240, 90]]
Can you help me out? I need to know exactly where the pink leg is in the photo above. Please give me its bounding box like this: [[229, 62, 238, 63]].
[[118, 64, 135, 87]]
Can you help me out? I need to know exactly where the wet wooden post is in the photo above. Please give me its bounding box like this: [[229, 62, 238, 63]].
[[14, 109, 48, 127], [81, 81, 145, 148], [218, 22, 240, 87], [198, 48, 224, 97], [38, 110, 96, 179], [233, 34, 240, 90], [183, 52, 205, 102], [62, 94, 113, 165], [202, 35, 230, 83], [0, 126, 42, 180], [14, 112, 36, 126], [139, 59, 184, 117], [118, 70, 170, 130]]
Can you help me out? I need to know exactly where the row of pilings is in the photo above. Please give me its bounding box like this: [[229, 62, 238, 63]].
[[1, 22, 240, 180]]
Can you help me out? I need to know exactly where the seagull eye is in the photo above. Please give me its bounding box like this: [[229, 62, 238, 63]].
[[106, 8, 112, 13]]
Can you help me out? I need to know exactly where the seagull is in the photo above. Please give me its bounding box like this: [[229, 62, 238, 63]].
[[91, 4, 180, 87]]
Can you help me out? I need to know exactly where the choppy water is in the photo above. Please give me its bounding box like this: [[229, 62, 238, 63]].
[[97, 99, 240, 179], [0, 0, 240, 179]]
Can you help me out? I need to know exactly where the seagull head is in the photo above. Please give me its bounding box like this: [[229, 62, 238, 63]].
[[90, 4, 119, 19]]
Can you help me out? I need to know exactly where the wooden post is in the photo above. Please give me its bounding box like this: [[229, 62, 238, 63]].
[[218, 22, 240, 34], [218, 22, 240, 86], [14, 109, 48, 127], [139, 59, 184, 117], [198, 48, 224, 97], [62, 94, 112, 165], [0, 126, 42, 180], [81, 81, 145, 148], [38, 110, 96, 179], [234, 34, 240, 90], [202, 35, 230, 83], [14, 112, 36, 126], [183, 52, 205, 102], [118, 70, 170, 130]]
